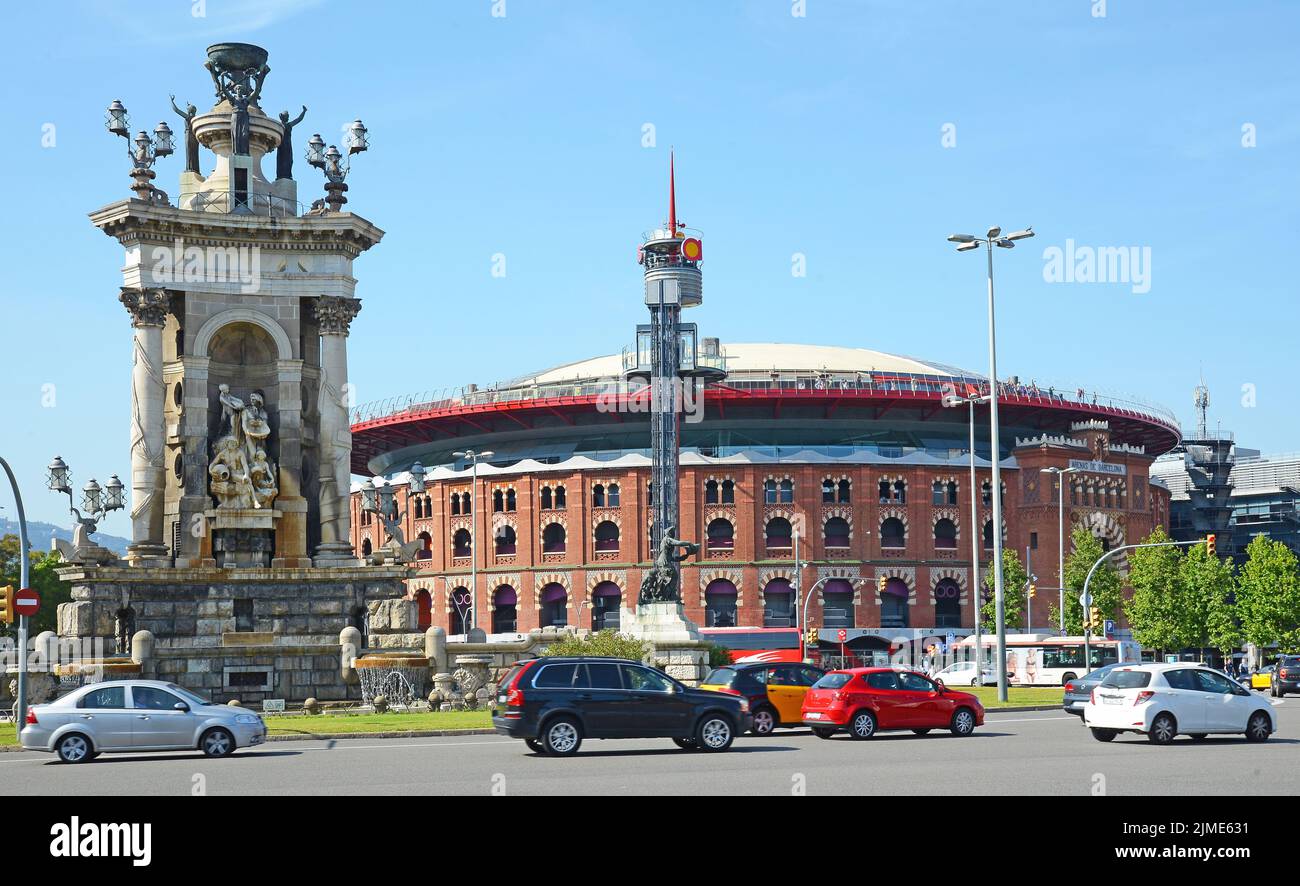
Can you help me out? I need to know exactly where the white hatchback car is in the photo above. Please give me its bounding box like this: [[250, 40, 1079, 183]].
[[931, 661, 998, 686], [1083, 663, 1275, 745]]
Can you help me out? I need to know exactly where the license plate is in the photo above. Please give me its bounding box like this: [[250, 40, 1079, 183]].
[[1102, 696, 1122, 705], [498, 695, 507, 704], [805, 712, 822, 719]]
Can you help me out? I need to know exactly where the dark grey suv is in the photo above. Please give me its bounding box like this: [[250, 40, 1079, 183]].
[[491, 657, 751, 755], [1272, 656, 1300, 697]]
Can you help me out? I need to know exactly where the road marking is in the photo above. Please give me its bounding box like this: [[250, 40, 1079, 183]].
[[985, 715, 1078, 724]]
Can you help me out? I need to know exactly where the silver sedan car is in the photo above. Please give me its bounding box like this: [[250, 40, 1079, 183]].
[[20, 680, 267, 763]]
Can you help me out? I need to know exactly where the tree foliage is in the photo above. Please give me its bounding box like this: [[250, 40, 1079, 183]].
[[1176, 542, 1238, 655], [1235, 535, 1300, 653], [981, 547, 1028, 633], [540, 629, 652, 662], [1060, 527, 1122, 634], [0, 534, 71, 638], [1124, 527, 1184, 652]]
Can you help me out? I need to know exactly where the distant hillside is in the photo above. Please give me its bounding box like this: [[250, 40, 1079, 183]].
[[0, 517, 129, 556]]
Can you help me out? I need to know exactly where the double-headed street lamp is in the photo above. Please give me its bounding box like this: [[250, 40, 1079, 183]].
[[359, 461, 426, 562], [104, 99, 174, 203], [941, 389, 991, 685], [453, 449, 494, 635], [305, 120, 369, 212], [947, 225, 1034, 702], [46, 456, 125, 544], [1041, 466, 1080, 634]]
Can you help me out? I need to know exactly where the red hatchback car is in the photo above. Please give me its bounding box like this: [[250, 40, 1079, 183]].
[[801, 667, 985, 739]]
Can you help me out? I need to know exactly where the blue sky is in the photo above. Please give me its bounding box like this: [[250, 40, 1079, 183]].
[[2, 0, 1297, 534]]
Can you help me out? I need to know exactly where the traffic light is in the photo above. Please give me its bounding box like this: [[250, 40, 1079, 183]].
[[0, 585, 13, 625], [1089, 606, 1101, 631], [1028, 583, 1037, 599], [878, 575, 887, 594], [1206, 534, 1216, 557], [805, 628, 819, 646]]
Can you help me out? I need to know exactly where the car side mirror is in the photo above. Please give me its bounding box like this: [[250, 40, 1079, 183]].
[[174, 702, 190, 712]]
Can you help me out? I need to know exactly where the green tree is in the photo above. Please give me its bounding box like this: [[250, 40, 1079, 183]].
[[1235, 535, 1300, 654], [981, 547, 1028, 633], [1057, 527, 1123, 634], [1177, 542, 1238, 660], [0, 534, 71, 638], [1124, 527, 1184, 654]]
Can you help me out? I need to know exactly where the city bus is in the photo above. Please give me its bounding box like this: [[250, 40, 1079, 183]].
[[954, 633, 1141, 686], [699, 627, 804, 664]]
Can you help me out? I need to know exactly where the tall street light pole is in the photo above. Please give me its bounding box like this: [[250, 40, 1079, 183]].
[[454, 449, 494, 635], [948, 225, 1034, 702], [1041, 466, 1079, 634], [942, 390, 990, 685], [0, 456, 30, 730]]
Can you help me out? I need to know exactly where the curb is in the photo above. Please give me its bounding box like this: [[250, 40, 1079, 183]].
[[264, 728, 498, 742], [982, 705, 1065, 714]]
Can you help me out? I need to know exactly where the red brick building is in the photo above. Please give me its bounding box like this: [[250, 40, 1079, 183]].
[[349, 344, 1175, 652]]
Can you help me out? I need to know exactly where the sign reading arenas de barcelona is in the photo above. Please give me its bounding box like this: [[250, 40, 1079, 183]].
[[37, 42, 1181, 708]]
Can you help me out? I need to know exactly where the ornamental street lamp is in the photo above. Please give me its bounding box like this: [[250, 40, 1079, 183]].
[[1041, 466, 1080, 633], [305, 120, 370, 212], [947, 225, 1034, 702], [453, 450, 494, 635], [941, 389, 992, 684], [358, 461, 427, 563], [46, 456, 125, 541], [104, 99, 174, 203]]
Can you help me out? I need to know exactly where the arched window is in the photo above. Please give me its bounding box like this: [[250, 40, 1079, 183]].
[[764, 479, 777, 504], [880, 517, 905, 548], [416, 531, 432, 560], [822, 579, 855, 629], [705, 480, 719, 504], [494, 525, 517, 555], [934, 579, 961, 628], [838, 479, 851, 503], [779, 479, 794, 503], [594, 520, 620, 552], [707, 518, 734, 551], [721, 479, 735, 504], [592, 484, 605, 508], [415, 588, 432, 630], [880, 578, 909, 628], [462, 492, 472, 514], [540, 583, 567, 627], [540, 486, 553, 510], [591, 581, 621, 630], [452, 528, 472, 558], [932, 481, 945, 505], [892, 479, 906, 503], [450, 494, 460, 516], [824, 516, 850, 548], [607, 483, 620, 507], [763, 578, 794, 627], [704, 579, 738, 627], [1070, 482, 1079, 506], [414, 497, 424, 519], [934, 518, 957, 549], [361, 537, 372, 557], [823, 478, 836, 503], [983, 520, 995, 550], [492, 585, 517, 634], [879, 479, 891, 502], [493, 489, 504, 513], [542, 522, 566, 553], [947, 481, 958, 505], [766, 517, 793, 549], [506, 488, 516, 512], [554, 485, 566, 508], [449, 586, 472, 635]]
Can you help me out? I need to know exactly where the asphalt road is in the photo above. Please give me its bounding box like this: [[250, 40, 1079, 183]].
[[2, 702, 1294, 796]]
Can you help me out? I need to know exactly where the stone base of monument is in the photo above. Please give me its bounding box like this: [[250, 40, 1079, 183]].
[[54, 562, 411, 704], [618, 602, 712, 685]]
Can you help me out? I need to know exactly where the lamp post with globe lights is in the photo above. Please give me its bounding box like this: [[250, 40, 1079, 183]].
[[104, 99, 174, 203], [304, 120, 369, 212], [946, 225, 1034, 701]]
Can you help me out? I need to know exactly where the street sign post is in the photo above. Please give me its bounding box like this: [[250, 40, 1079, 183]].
[[14, 587, 39, 618]]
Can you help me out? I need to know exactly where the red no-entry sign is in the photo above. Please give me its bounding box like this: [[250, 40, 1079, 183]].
[[14, 587, 40, 617], [837, 629, 847, 642]]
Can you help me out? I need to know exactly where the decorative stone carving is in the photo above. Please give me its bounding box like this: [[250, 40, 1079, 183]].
[[208, 385, 278, 509], [119, 287, 169, 328], [315, 295, 362, 336]]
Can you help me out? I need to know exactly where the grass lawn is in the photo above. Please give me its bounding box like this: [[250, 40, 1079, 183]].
[[0, 723, 15, 747], [263, 710, 492, 736], [959, 686, 1064, 709]]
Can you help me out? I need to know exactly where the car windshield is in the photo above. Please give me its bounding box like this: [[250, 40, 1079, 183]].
[[812, 673, 853, 690], [166, 684, 212, 706], [1100, 670, 1152, 689], [703, 668, 737, 688]]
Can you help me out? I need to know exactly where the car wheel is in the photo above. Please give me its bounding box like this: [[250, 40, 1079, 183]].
[[524, 738, 543, 753], [848, 710, 876, 740], [55, 733, 93, 764], [696, 715, 735, 752], [1246, 711, 1271, 743], [1061, 673, 1077, 687], [200, 728, 235, 758], [541, 716, 582, 756], [950, 707, 977, 737], [1091, 728, 1117, 742], [672, 737, 698, 750], [1189, 733, 1209, 742], [750, 706, 777, 736], [812, 727, 837, 739], [1148, 713, 1177, 745], [911, 728, 932, 735]]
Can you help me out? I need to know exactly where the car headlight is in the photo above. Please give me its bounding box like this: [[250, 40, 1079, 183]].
[[235, 714, 261, 725]]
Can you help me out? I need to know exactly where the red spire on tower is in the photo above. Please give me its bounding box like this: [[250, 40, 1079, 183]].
[[668, 148, 677, 237]]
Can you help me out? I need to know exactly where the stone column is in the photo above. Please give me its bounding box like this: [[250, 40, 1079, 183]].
[[313, 295, 362, 564], [120, 287, 171, 566]]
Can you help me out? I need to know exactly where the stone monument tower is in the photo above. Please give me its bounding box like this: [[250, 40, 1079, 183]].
[[56, 44, 410, 702]]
